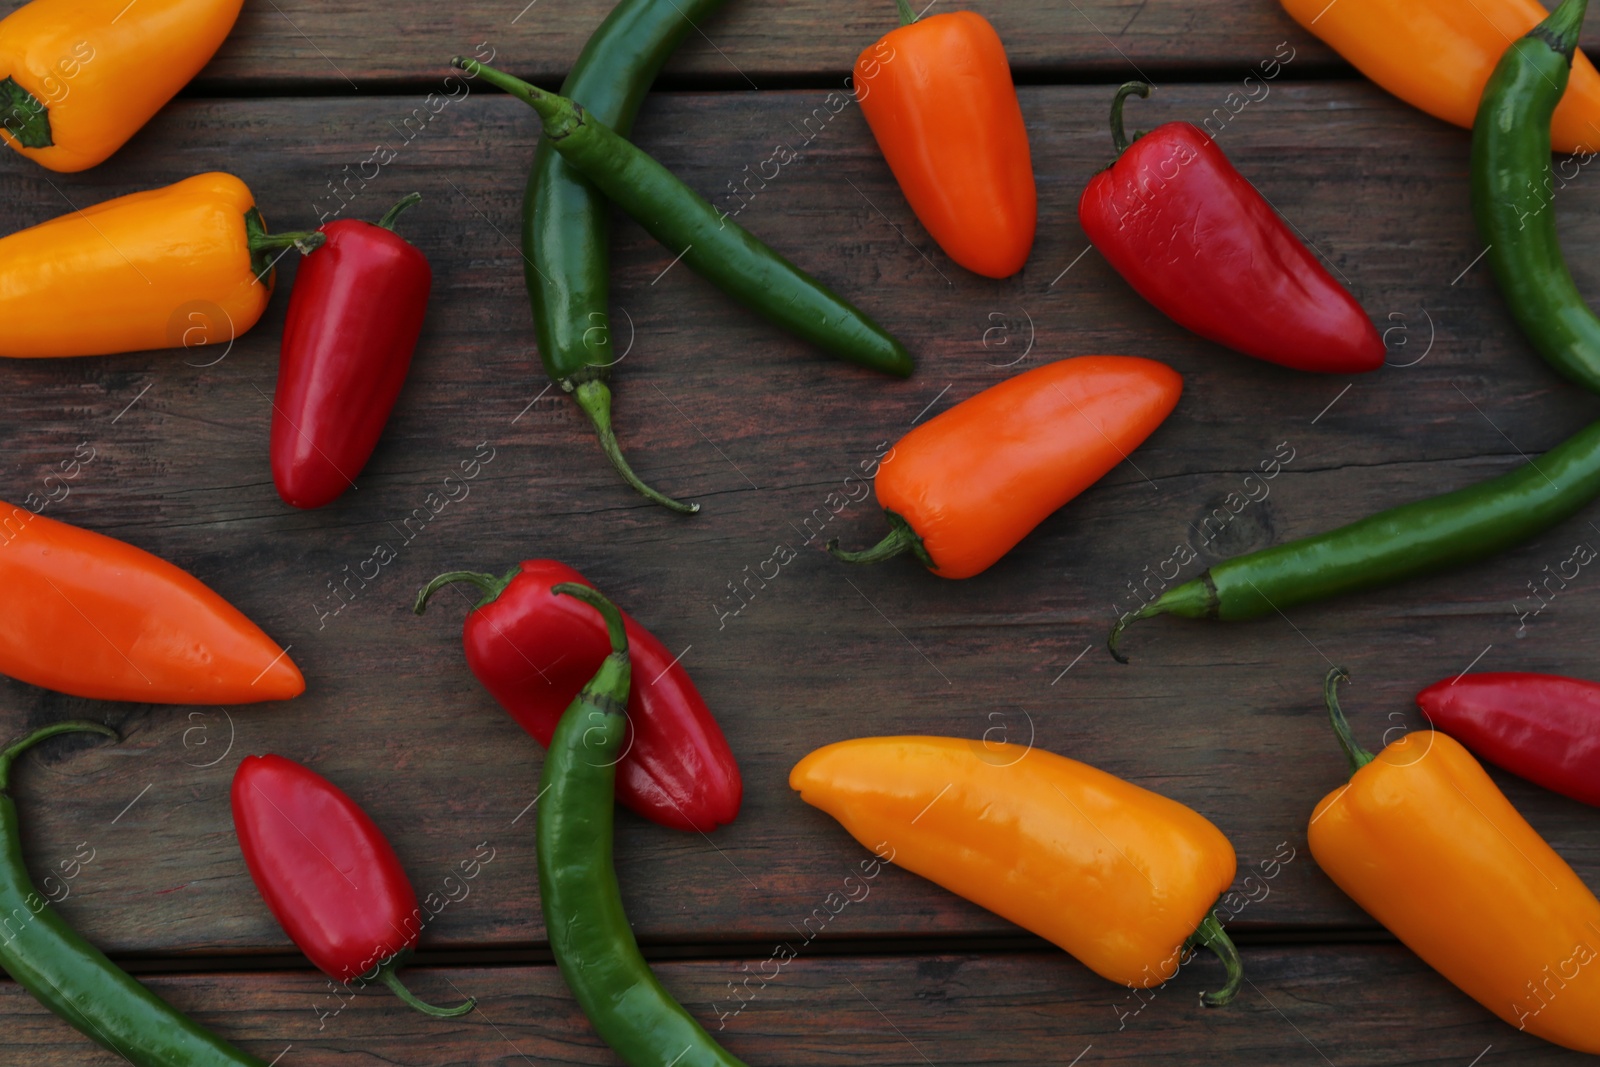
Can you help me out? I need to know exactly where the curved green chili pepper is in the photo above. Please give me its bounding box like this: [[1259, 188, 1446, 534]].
[[529, 0, 731, 515], [0, 722, 268, 1066], [459, 57, 916, 385], [539, 582, 749, 1067], [1109, 418, 1600, 660], [1473, 0, 1600, 394]]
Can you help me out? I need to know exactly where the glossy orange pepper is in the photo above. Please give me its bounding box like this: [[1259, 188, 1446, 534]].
[[0, 172, 317, 359], [0, 501, 303, 703], [1309, 670, 1600, 1053], [791, 735, 1242, 1002], [854, 5, 1035, 278], [0, 0, 243, 172], [1280, 0, 1600, 154], [828, 356, 1181, 578]]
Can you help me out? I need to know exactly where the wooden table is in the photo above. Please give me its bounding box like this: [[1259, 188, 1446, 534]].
[[3, 0, 1599, 1062]]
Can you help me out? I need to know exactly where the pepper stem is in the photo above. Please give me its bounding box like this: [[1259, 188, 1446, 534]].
[[894, 0, 918, 25], [552, 583, 627, 654], [826, 511, 935, 569], [0, 77, 51, 149], [0, 722, 117, 792], [573, 380, 699, 514], [1108, 601, 1161, 664], [376, 192, 423, 232], [1185, 915, 1243, 1007], [1324, 667, 1375, 776], [1110, 82, 1152, 155], [414, 567, 520, 614], [244, 207, 326, 281], [1534, 0, 1589, 59], [376, 956, 476, 1017], [451, 58, 580, 137]]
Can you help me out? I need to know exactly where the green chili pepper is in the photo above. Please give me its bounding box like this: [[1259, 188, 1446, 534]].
[[0, 722, 268, 1066], [528, 0, 731, 515], [458, 57, 916, 386], [1108, 418, 1600, 661], [539, 582, 750, 1067], [1473, 0, 1600, 394]]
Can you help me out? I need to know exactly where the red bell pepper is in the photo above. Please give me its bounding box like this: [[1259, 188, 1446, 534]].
[[231, 754, 475, 1017], [271, 193, 431, 509], [1077, 83, 1384, 374], [1417, 672, 1600, 807], [414, 560, 742, 832]]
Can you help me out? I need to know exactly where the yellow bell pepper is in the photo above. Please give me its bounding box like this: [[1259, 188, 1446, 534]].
[[0, 0, 243, 172], [1310, 670, 1600, 1053], [1280, 0, 1600, 154], [790, 735, 1242, 1002], [0, 172, 319, 358]]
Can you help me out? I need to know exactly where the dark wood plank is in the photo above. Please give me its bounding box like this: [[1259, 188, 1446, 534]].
[[12, 0, 1343, 88], [1, 948, 1589, 1065], [1, 82, 1599, 957]]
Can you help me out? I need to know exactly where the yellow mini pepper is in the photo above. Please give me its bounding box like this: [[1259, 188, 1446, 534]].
[[0, 0, 243, 172], [791, 735, 1242, 1002], [1310, 670, 1600, 1054], [0, 172, 319, 359], [1280, 0, 1600, 154]]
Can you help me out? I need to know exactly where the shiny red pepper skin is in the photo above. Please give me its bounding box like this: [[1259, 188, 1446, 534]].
[[1078, 84, 1383, 375], [271, 195, 431, 509], [230, 754, 473, 1017], [414, 560, 742, 832], [1417, 672, 1600, 807]]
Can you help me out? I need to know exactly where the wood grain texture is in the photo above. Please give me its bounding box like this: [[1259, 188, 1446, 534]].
[[2, 0, 1598, 88], [15, 0, 1343, 87], [1, 948, 1590, 1065], [1, 81, 1599, 965]]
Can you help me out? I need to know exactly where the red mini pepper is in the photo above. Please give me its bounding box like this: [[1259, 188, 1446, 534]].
[[854, 3, 1036, 279], [231, 754, 475, 1018], [1078, 83, 1384, 374], [414, 560, 741, 832], [272, 193, 431, 509], [1417, 672, 1600, 807]]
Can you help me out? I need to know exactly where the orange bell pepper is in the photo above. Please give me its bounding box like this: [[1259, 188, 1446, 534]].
[[0, 502, 303, 703], [791, 735, 1242, 1002], [1309, 669, 1600, 1053], [828, 356, 1182, 578], [1279, 0, 1600, 154], [0, 0, 243, 172], [0, 172, 318, 359], [854, 5, 1035, 278]]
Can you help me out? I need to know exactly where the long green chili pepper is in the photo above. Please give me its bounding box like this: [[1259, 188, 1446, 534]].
[[539, 582, 750, 1067], [529, 0, 731, 515], [457, 57, 916, 385], [1108, 418, 1600, 661], [1473, 0, 1600, 394], [0, 722, 268, 1066]]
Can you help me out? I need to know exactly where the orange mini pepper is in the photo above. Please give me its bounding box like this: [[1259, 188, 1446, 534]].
[[0, 502, 303, 703], [791, 735, 1242, 1002], [1279, 0, 1600, 154], [1309, 670, 1600, 1053], [828, 356, 1182, 578], [854, 5, 1035, 278], [0, 0, 243, 172], [0, 172, 319, 359]]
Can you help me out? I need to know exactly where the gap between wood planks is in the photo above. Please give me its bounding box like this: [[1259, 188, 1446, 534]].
[[170, 62, 1363, 99], [34, 928, 1402, 977]]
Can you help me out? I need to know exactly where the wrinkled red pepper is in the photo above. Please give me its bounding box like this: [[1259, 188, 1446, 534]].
[[1077, 83, 1384, 374], [231, 754, 475, 1017], [1417, 672, 1600, 807], [414, 560, 742, 832], [272, 193, 431, 509]]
